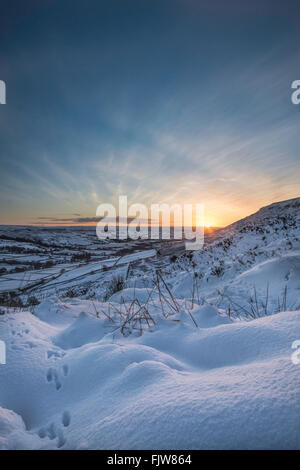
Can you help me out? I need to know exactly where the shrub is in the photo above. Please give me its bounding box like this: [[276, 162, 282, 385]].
[[211, 265, 224, 277], [65, 289, 76, 298], [104, 275, 125, 301], [26, 296, 40, 307], [71, 252, 91, 263]]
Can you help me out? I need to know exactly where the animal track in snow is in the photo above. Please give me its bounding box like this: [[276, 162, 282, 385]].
[[46, 364, 69, 391], [46, 349, 66, 360], [12, 327, 30, 338], [24, 341, 37, 349], [46, 368, 62, 390], [62, 410, 71, 427], [38, 411, 71, 448], [11, 344, 23, 351], [41, 362, 71, 446]]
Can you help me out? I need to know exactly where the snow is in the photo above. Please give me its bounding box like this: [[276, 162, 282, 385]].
[[0, 303, 299, 449], [0, 407, 39, 450], [108, 287, 155, 304], [0, 197, 300, 449]]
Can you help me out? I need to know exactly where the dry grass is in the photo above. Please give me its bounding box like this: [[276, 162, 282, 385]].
[[93, 270, 200, 336], [218, 284, 289, 319]]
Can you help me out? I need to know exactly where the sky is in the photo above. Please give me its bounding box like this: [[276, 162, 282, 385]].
[[0, 0, 299, 227]]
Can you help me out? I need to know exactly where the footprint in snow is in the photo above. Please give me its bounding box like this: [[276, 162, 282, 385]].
[[62, 411, 71, 427], [46, 349, 65, 360], [46, 364, 69, 391], [38, 411, 70, 448], [24, 341, 37, 349]]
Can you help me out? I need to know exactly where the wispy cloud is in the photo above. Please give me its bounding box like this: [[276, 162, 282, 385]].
[[0, 1, 299, 226]]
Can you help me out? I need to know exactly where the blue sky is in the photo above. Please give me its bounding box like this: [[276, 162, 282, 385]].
[[0, 0, 299, 226]]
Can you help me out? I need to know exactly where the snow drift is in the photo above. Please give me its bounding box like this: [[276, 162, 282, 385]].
[[0, 301, 299, 449]]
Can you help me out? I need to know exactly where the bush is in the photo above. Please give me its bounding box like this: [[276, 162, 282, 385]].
[[26, 296, 40, 307], [104, 275, 125, 301], [0, 292, 24, 309], [211, 265, 224, 277], [65, 289, 76, 298], [71, 252, 91, 263]]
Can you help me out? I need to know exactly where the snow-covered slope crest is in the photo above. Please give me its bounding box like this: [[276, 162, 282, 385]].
[[172, 197, 300, 310], [220, 196, 300, 236], [0, 303, 299, 449]]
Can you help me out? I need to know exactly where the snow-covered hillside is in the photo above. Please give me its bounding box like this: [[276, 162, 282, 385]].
[[0, 198, 299, 449], [171, 197, 300, 316]]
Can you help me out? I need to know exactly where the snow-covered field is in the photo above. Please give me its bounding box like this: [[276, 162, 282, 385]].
[[0, 198, 300, 449]]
